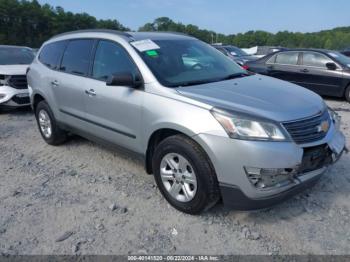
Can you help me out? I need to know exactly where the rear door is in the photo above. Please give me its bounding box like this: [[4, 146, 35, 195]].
[[265, 51, 302, 83], [297, 51, 344, 96], [83, 39, 143, 152], [53, 39, 95, 128]]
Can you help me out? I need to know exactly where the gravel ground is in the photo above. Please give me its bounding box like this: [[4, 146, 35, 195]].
[[0, 99, 349, 255]]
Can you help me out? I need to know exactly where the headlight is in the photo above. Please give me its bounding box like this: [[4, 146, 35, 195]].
[[211, 109, 286, 141], [328, 107, 341, 130]]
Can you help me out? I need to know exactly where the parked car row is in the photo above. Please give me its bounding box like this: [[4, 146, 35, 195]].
[[212, 44, 257, 65], [243, 49, 350, 102], [0, 31, 347, 214]]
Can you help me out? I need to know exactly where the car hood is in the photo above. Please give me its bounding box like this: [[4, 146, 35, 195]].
[[0, 65, 29, 75], [239, 55, 256, 61], [176, 75, 325, 122]]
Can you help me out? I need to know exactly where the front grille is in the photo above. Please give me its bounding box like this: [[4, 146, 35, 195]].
[[8, 75, 28, 90], [299, 144, 332, 173], [283, 111, 331, 144], [12, 95, 30, 105]]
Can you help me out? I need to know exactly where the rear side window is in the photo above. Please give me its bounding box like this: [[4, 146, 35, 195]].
[[92, 40, 138, 81], [39, 41, 66, 69], [60, 39, 94, 76], [302, 52, 333, 68], [275, 52, 299, 65]]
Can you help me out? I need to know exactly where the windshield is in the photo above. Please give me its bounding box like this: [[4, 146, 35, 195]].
[[327, 51, 350, 67], [134, 39, 247, 87], [224, 46, 248, 57], [0, 47, 34, 65]]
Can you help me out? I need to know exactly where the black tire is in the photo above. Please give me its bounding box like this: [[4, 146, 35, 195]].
[[35, 100, 67, 145], [152, 135, 220, 214], [345, 85, 350, 102]]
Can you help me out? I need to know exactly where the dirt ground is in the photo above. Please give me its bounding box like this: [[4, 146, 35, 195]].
[[0, 98, 349, 255]]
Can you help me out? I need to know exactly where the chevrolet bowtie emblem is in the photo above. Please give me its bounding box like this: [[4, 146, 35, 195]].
[[317, 120, 330, 133]]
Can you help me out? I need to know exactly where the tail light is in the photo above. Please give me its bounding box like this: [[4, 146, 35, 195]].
[[242, 65, 249, 70]]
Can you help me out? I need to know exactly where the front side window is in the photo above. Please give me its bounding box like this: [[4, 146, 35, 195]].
[[0, 47, 34, 65], [39, 41, 66, 69], [327, 51, 350, 68], [302, 52, 333, 68], [135, 39, 246, 87], [275, 52, 299, 65], [60, 39, 94, 76], [92, 40, 138, 81]]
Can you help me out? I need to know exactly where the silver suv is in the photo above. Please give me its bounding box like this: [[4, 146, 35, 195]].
[[28, 30, 346, 214]]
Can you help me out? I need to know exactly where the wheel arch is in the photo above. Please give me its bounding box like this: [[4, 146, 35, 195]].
[[32, 93, 46, 112], [145, 128, 189, 174]]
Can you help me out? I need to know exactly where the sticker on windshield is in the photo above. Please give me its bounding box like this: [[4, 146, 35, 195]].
[[130, 39, 160, 52], [146, 50, 159, 57]]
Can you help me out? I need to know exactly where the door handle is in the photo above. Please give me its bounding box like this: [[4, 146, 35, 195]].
[[85, 89, 96, 96], [51, 80, 59, 87], [300, 68, 309, 73]]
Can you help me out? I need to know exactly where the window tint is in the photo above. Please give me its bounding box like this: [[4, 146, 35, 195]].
[[60, 39, 94, 76], [136, 39, 245, 87], [302, 52, 333, 68], [92, 40, 137, 81], [39, 41, 66, 69], [275, 52, 299, 65]]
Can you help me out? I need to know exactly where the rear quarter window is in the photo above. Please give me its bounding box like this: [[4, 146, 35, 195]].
[[39, 41, 67, 69]]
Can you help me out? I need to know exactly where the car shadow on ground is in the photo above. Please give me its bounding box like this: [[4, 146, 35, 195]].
[[40, 119, 349, 221], [0, 106, 32, 115]]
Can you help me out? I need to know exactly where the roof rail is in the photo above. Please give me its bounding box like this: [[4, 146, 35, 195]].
[[159, 31, 189, 36], [49, 29, 132, 40], [138, 31, 190, 37]]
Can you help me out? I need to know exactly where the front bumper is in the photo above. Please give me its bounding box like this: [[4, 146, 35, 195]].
[[0, 85, 30, 107], [194, 123, 346, 210]]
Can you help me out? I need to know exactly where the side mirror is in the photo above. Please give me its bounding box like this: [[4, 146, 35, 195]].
[[106, 72, 143, 88], [326, 62, 337, 71]]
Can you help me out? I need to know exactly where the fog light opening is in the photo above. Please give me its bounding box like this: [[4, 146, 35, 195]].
[[244, 166, 298, 189]]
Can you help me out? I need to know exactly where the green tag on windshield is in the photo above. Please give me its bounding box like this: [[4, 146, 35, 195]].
[[146, 50, 158, 57]]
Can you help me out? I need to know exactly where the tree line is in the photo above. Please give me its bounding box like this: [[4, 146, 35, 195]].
[[1, 0, 349, 50]]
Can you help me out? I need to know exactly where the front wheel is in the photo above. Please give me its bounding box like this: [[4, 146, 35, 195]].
[[152, 135, 220, 214], [345, 85, 350, 103], [35, 101, 67, 145]]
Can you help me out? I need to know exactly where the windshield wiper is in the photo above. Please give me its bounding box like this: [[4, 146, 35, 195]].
[[170, 72, 251, 88], [171, 79, 220, 87], [220, 72, 250, 81]]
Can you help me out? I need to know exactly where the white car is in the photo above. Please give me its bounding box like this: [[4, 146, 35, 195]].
[[0, 45, 35, 109]]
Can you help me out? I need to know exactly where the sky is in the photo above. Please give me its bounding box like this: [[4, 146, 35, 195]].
[[37, 0, 350, 35]]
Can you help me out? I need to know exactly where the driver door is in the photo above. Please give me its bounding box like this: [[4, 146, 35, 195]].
[[83, 40, 143, 153]]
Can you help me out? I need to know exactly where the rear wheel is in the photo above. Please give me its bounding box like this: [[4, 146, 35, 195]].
[[35, 101, 67, 145], [152, 135, 220, 214], [345, 85, 350, 102]]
